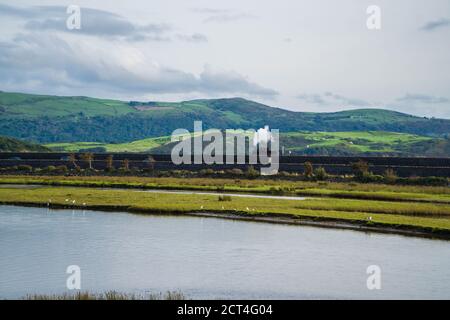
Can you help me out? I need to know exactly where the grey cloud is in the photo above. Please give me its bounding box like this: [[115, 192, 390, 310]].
[[420, 18, 450, 31], [0, 3, 35, 17], [396, 93, 449, 104], [296, 94, 327, 105], [297, 92, 371, 107], [0, 4, 201, 43], [27, 13, 170, 39], [0, 33, 277, 98], [298, 92, 449, 109], [28, 6, 170, 40], [0, 4, 64, 18], [323, 92, 371, 107], [198, 67, 278, 98]]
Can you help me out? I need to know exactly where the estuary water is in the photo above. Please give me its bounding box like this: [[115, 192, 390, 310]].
[[0, 205, 449, 299]]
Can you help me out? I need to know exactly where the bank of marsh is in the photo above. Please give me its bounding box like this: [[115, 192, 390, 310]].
[[0, 181, 449, 238]]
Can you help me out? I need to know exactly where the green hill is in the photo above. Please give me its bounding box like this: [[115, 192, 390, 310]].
[[45, 131, 450, 157], [1, 91, 449, 143], [0, 136, 50, 152]]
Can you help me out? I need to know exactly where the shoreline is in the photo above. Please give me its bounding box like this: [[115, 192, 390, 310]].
[[0, 178, 449, 204], [0, 183, 308, 201], [1, 201, 449, 241]]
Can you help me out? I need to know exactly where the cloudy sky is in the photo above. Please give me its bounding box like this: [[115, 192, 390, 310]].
[[0, 0, 449, 118]]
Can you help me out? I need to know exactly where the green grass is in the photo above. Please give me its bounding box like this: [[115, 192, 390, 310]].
[[0, 186, 449, 235], [2, 91, 450, 146], [0, 92, 135, 118], [43, 142, 106, 152], [283, 131, 432, 154], [1, 175, 449, 203], [45, 130, 435, 154], [0, 136, 49, 152], [1, 175, 450, 236], [46, 136, 172, 152]]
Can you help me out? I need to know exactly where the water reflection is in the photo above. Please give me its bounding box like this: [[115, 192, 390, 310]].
[[0, 205, 449, 299]]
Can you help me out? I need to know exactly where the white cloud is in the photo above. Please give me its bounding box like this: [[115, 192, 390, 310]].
[[0, 1, 449, 118], [0, 4, 202, 43], [0, 33, 277, 98]]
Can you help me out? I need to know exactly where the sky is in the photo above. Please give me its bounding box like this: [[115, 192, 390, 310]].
[[0, 0, 449, 118]]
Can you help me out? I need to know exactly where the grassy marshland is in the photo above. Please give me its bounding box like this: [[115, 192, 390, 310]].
[[0, 182, 449, 237], [0, 175, 449, 203]]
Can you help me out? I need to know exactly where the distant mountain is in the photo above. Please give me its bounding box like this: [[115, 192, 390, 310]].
[[0, 136, 49, 152], [1, 91, 449, 143]]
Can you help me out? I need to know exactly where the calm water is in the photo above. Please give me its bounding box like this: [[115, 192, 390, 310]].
[[0, 205, 449, 299]]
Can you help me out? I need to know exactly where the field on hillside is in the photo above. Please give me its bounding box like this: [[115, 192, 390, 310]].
[[282, 131, 433, 155], [0, 92, 134, 118], [0, 136, 50, 152], [46, 136, 172, 153], [2, 91, 450, 143], [45, 131, 438, 156]]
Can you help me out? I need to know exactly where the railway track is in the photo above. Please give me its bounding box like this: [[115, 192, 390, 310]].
[[1, 153, 449, 177]]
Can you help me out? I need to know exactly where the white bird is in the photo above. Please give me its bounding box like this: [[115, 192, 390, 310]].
[[200, 205, 204, 209], [65, 199, 69, 202]]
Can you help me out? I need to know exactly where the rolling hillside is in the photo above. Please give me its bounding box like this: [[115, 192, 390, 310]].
[[0, 136, 50, 152], [45, 131, 450, 157], [1, 91, 450, 143]]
